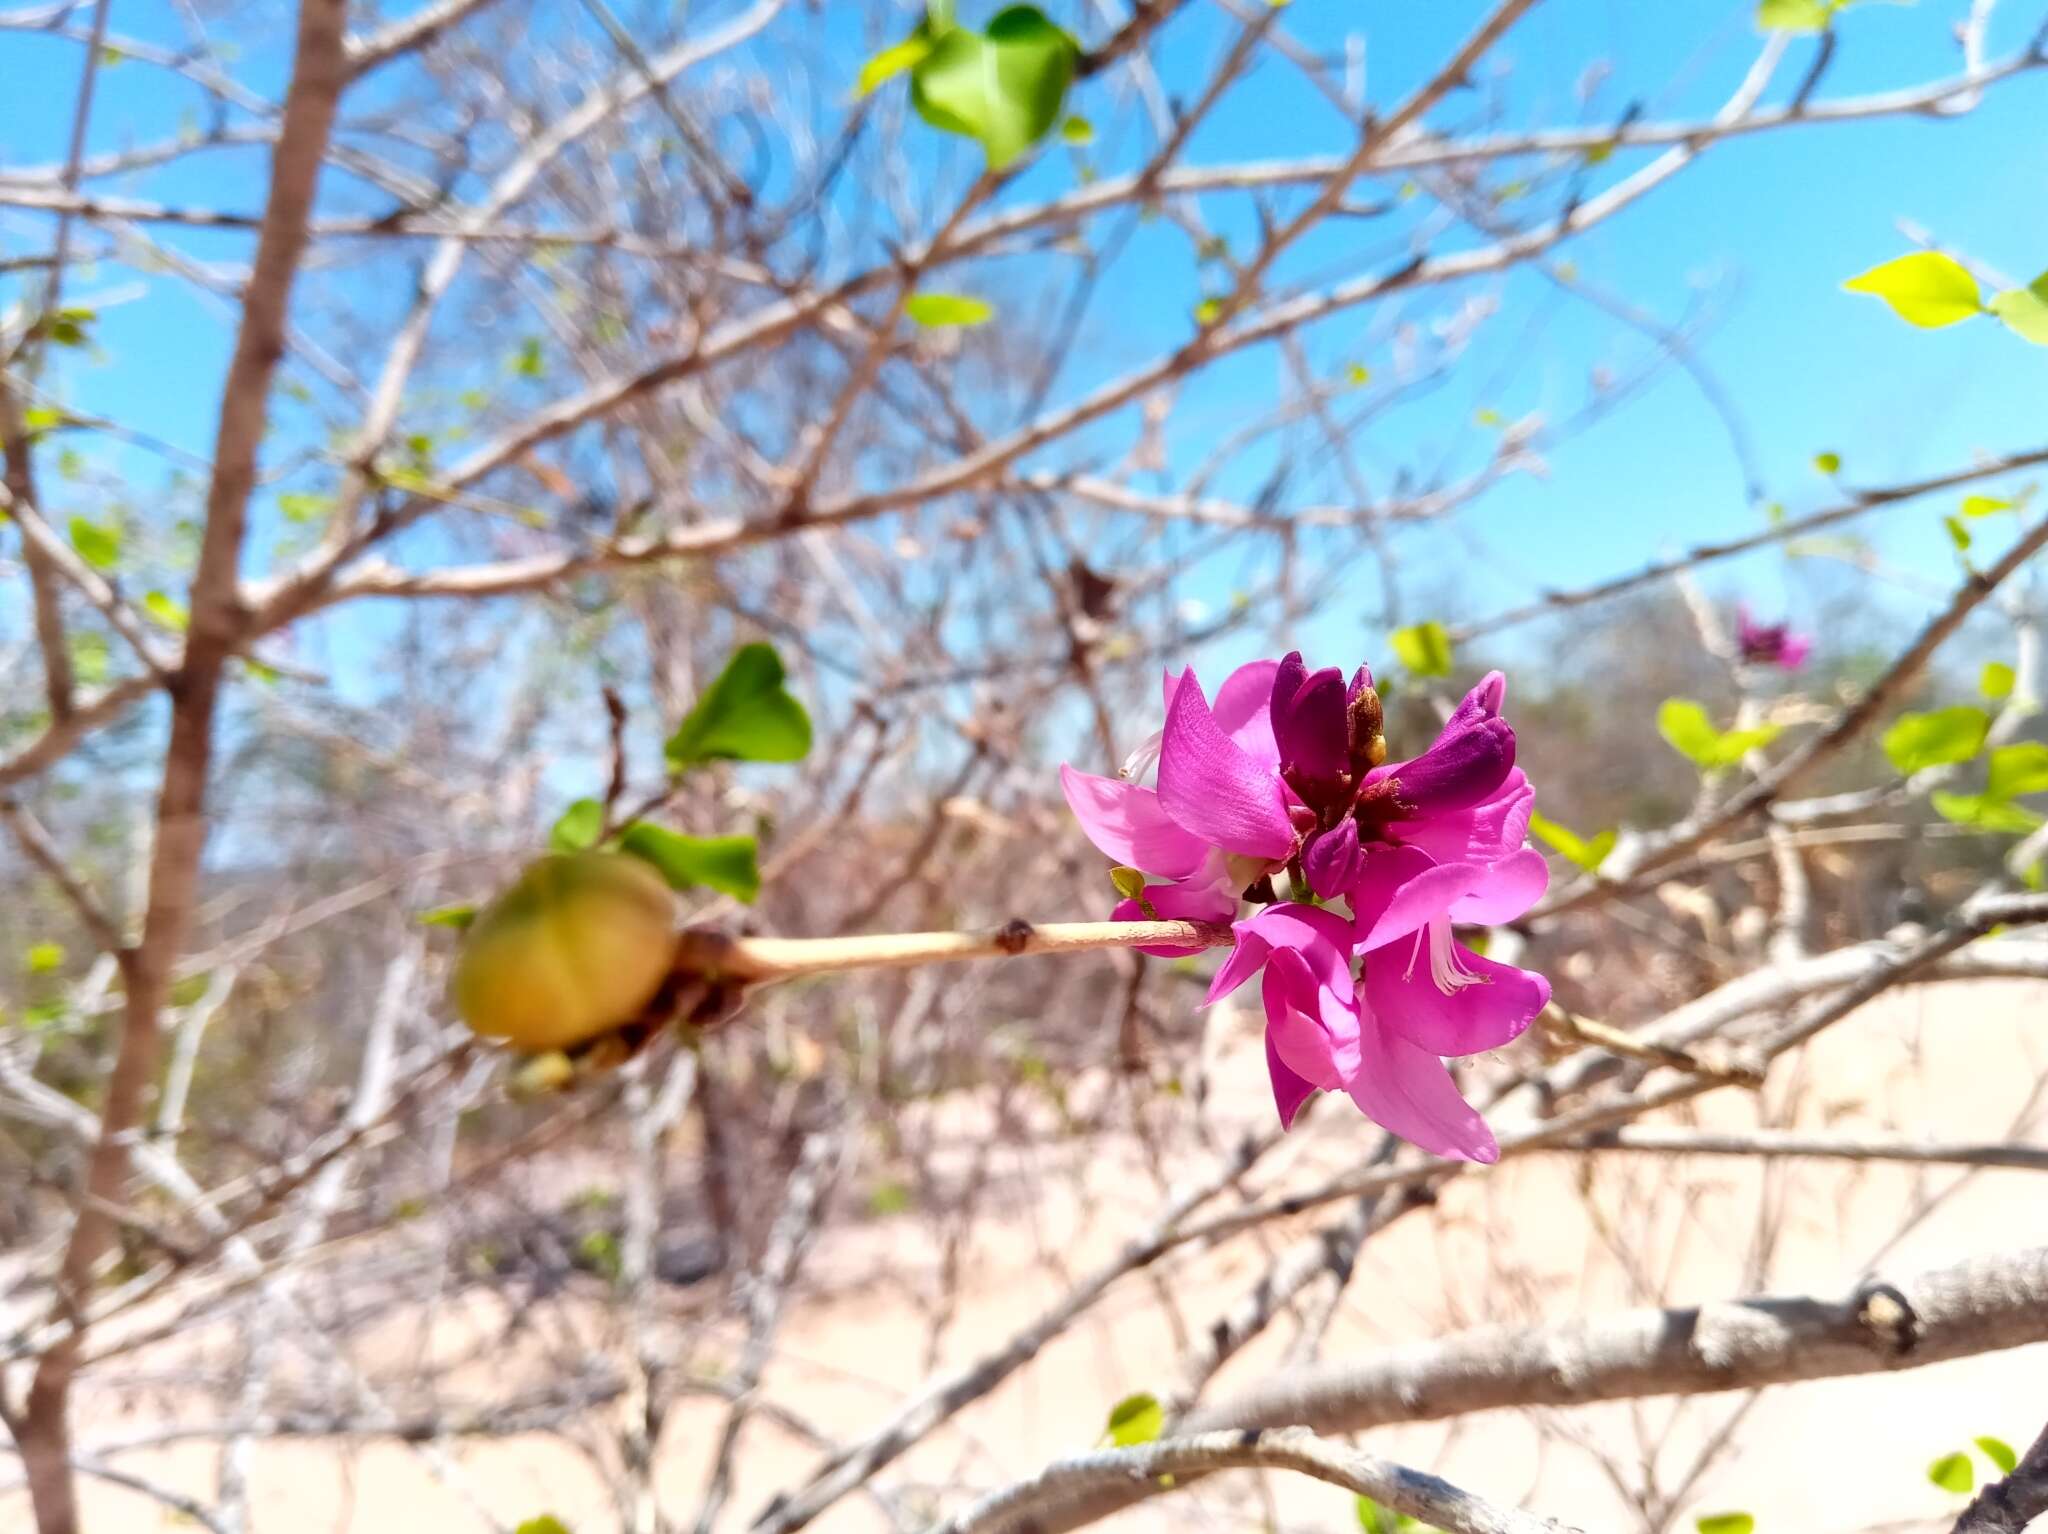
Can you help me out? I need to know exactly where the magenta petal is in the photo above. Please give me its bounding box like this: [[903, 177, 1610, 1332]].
[[1265, 1031, 1318, 1129], [1351, 849, 1475, 952], [1303, 822, 1366, 900], [1157, 668, 1296, 860], [1206, 900, 1350, 1003], [1346, 1007, 1500, 1163], [1368, 937, 1549, 1056], [1384, 717, 1516, 817], [1213, 659, 1282, 766], [1262, 948, 1355, 1089], [1446, 846, 1549, 925], [1272, 663, 1350, 783], [1398, 771, 1535, 865], [1446, 670, 1506, 729], [1060, 765, 1211, 880]]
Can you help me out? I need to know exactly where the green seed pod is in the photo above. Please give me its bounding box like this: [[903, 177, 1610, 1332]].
[[451, 852, 675, 1051]]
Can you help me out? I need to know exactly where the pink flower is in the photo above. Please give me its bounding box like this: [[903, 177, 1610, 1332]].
[[1062, 652, 1551, 1155], [1735, 604, 1813, 671]]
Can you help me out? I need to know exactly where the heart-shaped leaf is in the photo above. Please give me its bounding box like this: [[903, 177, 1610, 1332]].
[[911, 6, 1079, 169], [1881, 705, 1990, 776], [549, 797, 604, 852], [1929, 1452, 1975, 1494], [666, 642, 812, 770]]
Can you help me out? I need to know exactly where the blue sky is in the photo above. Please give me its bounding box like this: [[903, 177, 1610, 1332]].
[[4, 0, 2046, 719]]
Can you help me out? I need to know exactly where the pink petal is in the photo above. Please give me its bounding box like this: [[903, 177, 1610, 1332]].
[[1446, 670, 1506, 728], [1345, 1005, 1500, 1163], [1303, 821, 1366, 900], [1213, 659, 1282, 766], [1396, 771, 1535, 865], [1157, 668, 1296, 860], [1261, 947, 1361, 1087], [1366, 936, 1549, 1056], [1206, 902, 1348, 1003], [1059, 764, 1211, 880], [1446, 846, 1549, 925], [1265, 1031, 1318, 1129], [1350, 848, 1475, 952]]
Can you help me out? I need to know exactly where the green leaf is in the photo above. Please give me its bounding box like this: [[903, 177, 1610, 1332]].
[[68, 516, 120, 570], [22, 405, 63, 433], [867, 1180, 913, 1215], [1962, 494, 2015, 518], [70, 630, 109, 685], [1104, 1392, 1162, 1447], [1987, 743, 2048, 801], [1108, 866, 1148, 902], [277, 491, 332, 524], [1356, 1496, 1408, 1534], [26, 941, 65, 974], [1989, 273, 2048, 345], [618, 822, 761, 902], [856, 31, 935, 97], [1945, 515, 1972, 553], [1813, 451, 1842, 476], [1881, 705, 1990, 776], [1657, 700, 1779, 772], [1474, 407, 1505, 428], [142, 591, 188, 631], [905, 292, 994, 328], [1060, 113, 1094, 144], [513, 337, 547, 377], [1528, 812, 1616, 874], [1932, 792, 2044, 835], [42, 305, 96, 348], [1694, 1516, 1756, 1534], [1977, 1436, 2019, 1475], [1192, 297, 1225, 326], [417, 904, 477, 929], [1929, 1452, 1975, 1495], [910, 5, 1079, 169], [1843, 252, 1984, 328], [1344, 363, 1372, 387], [1982, 661, 2017, 700], [1390, 620, 1453, 678], [549, 798, 605, 852], [1758, 0, 1832, 29], [664, 642, 812, 770]]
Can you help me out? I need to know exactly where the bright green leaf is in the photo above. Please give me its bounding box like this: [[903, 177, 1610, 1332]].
[[1977, 1437, 2019, 1475], [1932, 792, 2044, 835], [142, 591, 188, 631], [417, 904, 477, 929], [68, 516, 120, 570], [1987, 743, 2048, 801], [618, 822, 761, 902], [1193, 297, 1225, 326], [1060, 113, 1094, 144], [22, 405, 63, 432], [1929, 1452, 1975, 1494], [1357, 1496, 1411, 1534], [1989, 273, 2048, 345], [513, 1510, 571, 1532], [1390, 620, 1453, 678], [905, 292, 994, 328], [1843, 252, 1984, 329], [1108, 866, 1148, 902], [1813, 451, 1842, 476], [513, 337, 547, 377], [1474, 407, 1505, 428], [1658, 699, 1779, 772], [1758, 0, 1832, 29], [1945, 515, 1972, 553], [1104, 1392, 1163, 1447], [26, 941, 65, 974], [856, 31, 935, 97], [549, 798, 605, 852], [1528, 811, 1616, 874], [1982, 662, 2016, 700], [666, 642, 812, 770], [1962, 494, 2015, 518], [1694, 1516, 1756, 1534], [910, 5, 1079, 169], [1344, 363, 1372, 387], [1882, 705, 1990, 776]]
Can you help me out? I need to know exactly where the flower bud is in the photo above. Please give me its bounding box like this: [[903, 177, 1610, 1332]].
[[452, 851, 676, 1051]]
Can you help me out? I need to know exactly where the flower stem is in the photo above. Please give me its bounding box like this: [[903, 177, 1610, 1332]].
[[674, 919, 1234, 985]]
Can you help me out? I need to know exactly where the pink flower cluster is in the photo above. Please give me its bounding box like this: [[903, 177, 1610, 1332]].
[[1735, 605, 1813, 671], [1061, 655, 1550, 1162]]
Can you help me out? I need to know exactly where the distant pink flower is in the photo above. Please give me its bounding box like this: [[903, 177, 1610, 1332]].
[[1735, 605, 1813, 671], [1062, 653, 1552, 1157]]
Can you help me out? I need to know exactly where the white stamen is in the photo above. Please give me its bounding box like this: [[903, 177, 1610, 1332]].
[[1404, 916, 1488, 995], [1120, 729, 1164, 783]]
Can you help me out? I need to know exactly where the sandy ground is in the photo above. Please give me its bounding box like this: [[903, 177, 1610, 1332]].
[[7, 977, 2048, 1534]]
